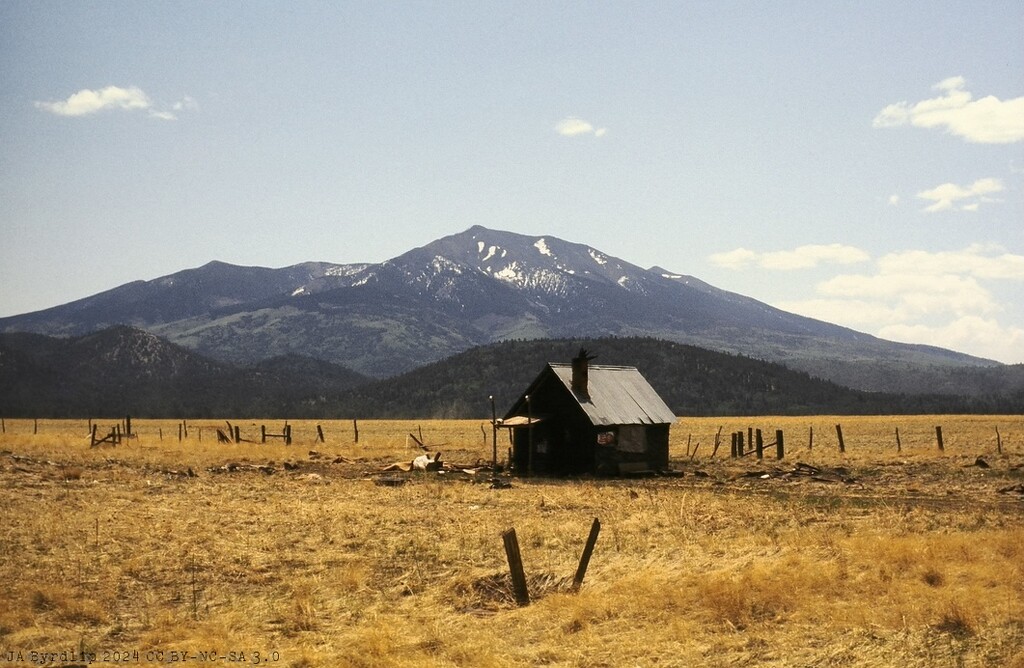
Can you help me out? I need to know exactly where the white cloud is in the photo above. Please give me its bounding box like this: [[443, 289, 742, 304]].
[[709, 244, 870, 270], [916, 178, 1004, 213], [36, 85, 152, 116], [172, 95, 199, 112], [878, 317, 1024, 364], [35, 86, 195, 121], [816, 272, 999, 318], [873, 77, 1024, 143], [708, 247, 759, 269], [555, 117, 607, 138], [776, 245, 1024, 362], [877, 245, 1024, 280]]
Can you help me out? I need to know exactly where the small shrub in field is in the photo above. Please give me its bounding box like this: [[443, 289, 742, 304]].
[[934, 600, 976, 638], [921, 567, 945, 587]]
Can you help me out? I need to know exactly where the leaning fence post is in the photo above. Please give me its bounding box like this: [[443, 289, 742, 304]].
[[502, 528, 530, 606], [836, 424, 845, 453], [935, 426, 944, 451], [572, 518, 601, 591], [316, 425, 325, 443], [895, 427, 902, 453], [996, 426, 1002, 454]]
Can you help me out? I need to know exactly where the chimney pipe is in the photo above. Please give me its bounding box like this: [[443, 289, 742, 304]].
[[571, 347, 597, 400]]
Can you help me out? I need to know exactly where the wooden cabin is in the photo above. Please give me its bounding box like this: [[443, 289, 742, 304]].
[[501, 349, 676, 476]]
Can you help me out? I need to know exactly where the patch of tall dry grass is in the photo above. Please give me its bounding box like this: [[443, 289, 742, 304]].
[[1, 417, 1022, 666]]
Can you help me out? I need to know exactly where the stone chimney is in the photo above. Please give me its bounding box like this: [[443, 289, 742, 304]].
[[571, 347, 597, 400]]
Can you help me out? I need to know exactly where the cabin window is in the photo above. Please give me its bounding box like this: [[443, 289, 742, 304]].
[[617, 425, 646, 453]]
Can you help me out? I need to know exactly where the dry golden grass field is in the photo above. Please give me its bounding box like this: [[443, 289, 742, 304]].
[[2, 416, 1023, 667]]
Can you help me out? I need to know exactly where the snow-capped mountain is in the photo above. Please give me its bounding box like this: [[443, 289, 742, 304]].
[[0, 226, 996, 388]]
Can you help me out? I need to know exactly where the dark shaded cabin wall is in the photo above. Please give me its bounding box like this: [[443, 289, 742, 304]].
[[510, 371, 595, 475], [647, 423, 670, 468]]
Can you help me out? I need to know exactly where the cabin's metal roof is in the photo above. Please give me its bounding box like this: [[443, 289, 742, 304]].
[[548, 363, 676, 426]]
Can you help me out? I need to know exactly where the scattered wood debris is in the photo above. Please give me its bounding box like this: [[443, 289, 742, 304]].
[[413, 452, 443, 471], [732, 462, 858, 485], [206, 462, 275, 475]]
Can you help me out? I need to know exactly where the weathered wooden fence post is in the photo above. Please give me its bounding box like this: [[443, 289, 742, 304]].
[[178, 423, 183, 442], [755, 429, 764, 460], [261, 425, 267, 443], [285, 424, 292, 445], [90, 425, 98, 447], [34, 418, 38, 435], [776, 429, 784, 460], [935, 426, 944, 451], [737, 431, 745, 457], [125, 415, 132, 437], [502, 528, 530, 606], [317, 425, 325, 443], [490, 396, 498, 469], [996, 426, 1002, 454], [808, 426, 813, 451], [836, 424, 845, 453], [572, 518, 601, 592], [730, 432, 737, 458], [895, 427, 902, 453], [353, 419, 359, 444], [711, 426, 723, 458], [233, 426, 240, 443]]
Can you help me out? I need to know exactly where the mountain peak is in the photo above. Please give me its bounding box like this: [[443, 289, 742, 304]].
[[0, 225, 999, 391]]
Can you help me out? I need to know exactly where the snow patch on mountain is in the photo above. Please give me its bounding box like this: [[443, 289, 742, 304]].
[[589, 249, 608, 266], [494, 261, 523, 283], [325, 264, 370, 277], [534, 238, 552, 257], [430, 255, 463, 275]]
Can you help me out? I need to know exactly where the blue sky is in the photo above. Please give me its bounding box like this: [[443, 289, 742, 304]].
[[2, 1, 1022, 362]]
